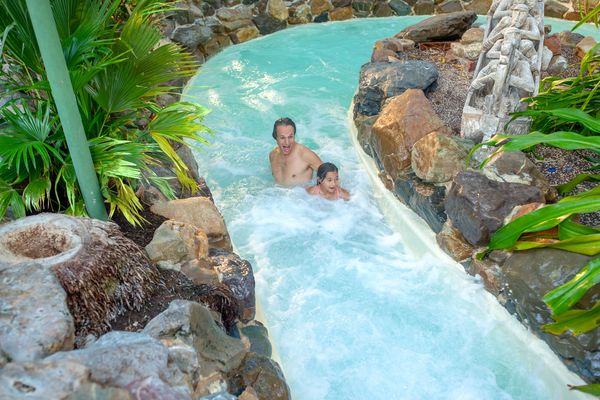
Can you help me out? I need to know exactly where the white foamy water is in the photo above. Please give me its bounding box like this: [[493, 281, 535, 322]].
[[186, 17, 598, 399]]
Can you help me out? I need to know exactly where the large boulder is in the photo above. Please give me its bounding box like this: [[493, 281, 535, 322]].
[[143, 300, 247, 380], [501, 249, 600, 381], [371, 89, 451, 180], [445, 171, 544, 246], [393, 173, 447, 233], [209, 248, 256, 323], [171, 21, 213, 50], [0, 214, 159, 344], [253, 13, 287, 34], [482, 151, 558, 202], [353, 61, 438, 117], [266, 0, 289, 20], [151, 197, 233, 251], [411, 131, 470, 183], [0, 262, 74, 363], [145, 220, 210, 271], [0, 359, 90, 399], [395, 11, 477, 43], [228, 353, 290, 400]]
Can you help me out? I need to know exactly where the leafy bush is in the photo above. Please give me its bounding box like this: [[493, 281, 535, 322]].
[[0, 0, 210, 225]]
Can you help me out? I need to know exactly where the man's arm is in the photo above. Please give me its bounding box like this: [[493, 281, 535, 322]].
[[302, 146, 323, 171]]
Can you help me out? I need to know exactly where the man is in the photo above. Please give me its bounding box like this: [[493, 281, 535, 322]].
[[269, 117, 322, 186]]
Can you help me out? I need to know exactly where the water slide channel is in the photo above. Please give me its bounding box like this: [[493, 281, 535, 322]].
[[186, 16, 600, 399]]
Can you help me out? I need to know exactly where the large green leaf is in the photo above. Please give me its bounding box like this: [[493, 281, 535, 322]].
[[559, 218, 600, 240], [543, 257, 600, 315], [22, 175, 51, 211], [516, 109, 600, 132], [569, 383, 600, 396], [543, 300, 600, 335], [556, 174, 600, 195], [513, 234, 600, 255]]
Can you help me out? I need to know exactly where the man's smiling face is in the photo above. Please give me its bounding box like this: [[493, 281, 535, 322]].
[[275, 124, 295, 156]]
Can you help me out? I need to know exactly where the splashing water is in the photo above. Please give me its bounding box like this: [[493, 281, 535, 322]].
[[186, 17, 597, 400]]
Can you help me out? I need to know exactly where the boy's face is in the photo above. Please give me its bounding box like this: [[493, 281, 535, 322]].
[[275, 125, 295, 156]]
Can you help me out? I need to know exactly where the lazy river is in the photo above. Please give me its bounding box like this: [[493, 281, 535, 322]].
[[187, 17, 598, 400]]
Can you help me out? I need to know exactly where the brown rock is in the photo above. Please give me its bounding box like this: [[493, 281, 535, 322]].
[[413, 0, 435, 14], [436, 0, 463, 14], [544, 0, 569, 18], [396, 11, 476, 42], [329, 6, 353, 19], [145, 220, 209, 270], [150, 197, 233, 251], [229, 353, 290, 400], [239, 386, 260, 400], [563, 10, 581, 21], [312, 0, 334, 15], [466, 257, 503, 295], [355, 114, 378, 156], [374, 38, 415, 52], [411, 131, 468, 183], [575, 36, 598, 59], [201, 34, 232, 57], [464, 0, 492, 14], [371, 48, 399, 62], [180, 259, 219, 285], [230, 25, 260, 44], [267, 0, 289, 20], [544, 34, 562, 55], [374, 2, 394, 16], [504, 202, 545, 224], [460, 27, 484, 44], [288, 4, 312, 23], [371, 89, 452, 180], [436, 220, 474, 262]]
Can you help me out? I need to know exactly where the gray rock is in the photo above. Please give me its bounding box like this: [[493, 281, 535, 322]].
[[413, 0, 435, 14], [209, 249, 256, 322], [216, 5, 253, 21], [143, 300, 247, 379], [374, 2, 394, 16], [395, 11, 477, 43], [172, 21, 214, 50], [126, 376, 192, 400], [66, 383, 133, 400], [389, 0, 412, 15], [199, 392, 238, 400], [547, 55, 568, 75], [557, 30, 585, 48], [352, 0, 375, 16], [47, 332, 171, 389], [353, 61, 438, 117], [444, 171, 544, 246], [435, 0, 463, 13], [394, 173, 447, 233], [501, 249, 600, 381], [253, 13, 287, 34], [482, 151, 558, 203], [0, 359, 90, 399], [240, 322, 272, 357], [0, 262, 74, 362], [544, 0, 569, 18], [229, 353, 290, 400]]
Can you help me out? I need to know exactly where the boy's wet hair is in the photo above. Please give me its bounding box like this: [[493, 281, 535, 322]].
[[316, 162, 338, 184], [272, 117, 296, 139]]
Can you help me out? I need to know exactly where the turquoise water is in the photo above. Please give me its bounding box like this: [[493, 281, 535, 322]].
[[186, 17, 597, 400]]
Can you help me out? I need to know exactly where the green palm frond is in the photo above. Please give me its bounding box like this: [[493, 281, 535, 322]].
[[0, 178, 25, 219], [22, 174, 51, 211]]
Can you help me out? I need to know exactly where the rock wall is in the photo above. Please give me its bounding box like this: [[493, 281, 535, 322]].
[[165, 0, 588, 64]]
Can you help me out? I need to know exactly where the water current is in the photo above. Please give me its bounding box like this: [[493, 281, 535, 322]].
[[186, 17, 599, 400]]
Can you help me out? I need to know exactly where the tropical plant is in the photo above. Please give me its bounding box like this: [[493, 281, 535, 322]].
[[0, 0, 210, 225]]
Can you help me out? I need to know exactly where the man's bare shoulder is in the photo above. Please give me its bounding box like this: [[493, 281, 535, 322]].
[[269, 147, 279, 161]]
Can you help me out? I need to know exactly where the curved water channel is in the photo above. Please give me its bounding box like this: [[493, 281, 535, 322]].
[[186, 17, 598, 400]]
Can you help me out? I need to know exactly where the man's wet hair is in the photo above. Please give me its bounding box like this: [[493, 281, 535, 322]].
[[272, 117, 296, 139], [316, 162, 338, 184]]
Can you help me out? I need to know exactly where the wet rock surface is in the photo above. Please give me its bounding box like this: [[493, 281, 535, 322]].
[[395, 11, 477, 43]]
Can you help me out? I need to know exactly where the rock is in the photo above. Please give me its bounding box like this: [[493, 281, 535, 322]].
[[126, 376, 191, 400], [575, 36, 598, 59], [450, 41, 481, 60], [466, 256, 503, 296], [444, 171, 545, 246], [482, 151, 558, 203], [329, 6, 354, 19], [563, 10, 581, 21], [411, 131, 469, 183], [395, 11, 476, 43], [288, 4, 312, 24], [143, 300, 247, 379], [371, 89, 451, 180], [229, 25, 260, 44], [352, 0, 375, 16], [0, 262, 74, 362], [239, 386, 260, 400], [239, 322, 272, 357], [312, 0, 334, 15], [267, 0, 289, 20], [229, 353, 290, 400], [544, 34, 562, 55], [436, 220, 474, 262], [436, 0, 463, 13], [216, 5, 253, 21], [209, 248, 256, 322], [221, 18, 254, 33], [393, 174, 447, 232], [353, 61, 438, 117], [253, 14, 287, 34], [355, 114, 378, 156], [460, 27, 484, 44], [464, 0, 492, 14], [313, 11, 330, 22], [67, 383, 133, 400], [0, 214, 159, 343], [371, 48, 399, 62], [145, 220, 209, 271], [557, 30, 585, 48], [151, 197, 233, 251], [374, 2, 394, 16], [199, 392, 238, 400], [544, 0, 569, 18], [389, 0, 412, 15], [333, 0, 352, 7], [374, 38, 415, 52], [201, 34, 233, 58], [501, 249, 600, 381], [47, 332, 171, 389], [0, 359, 90, 399], [547, 54, 568, 75], [413, 0, 435, 14], [172, 21, 213, 50]]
